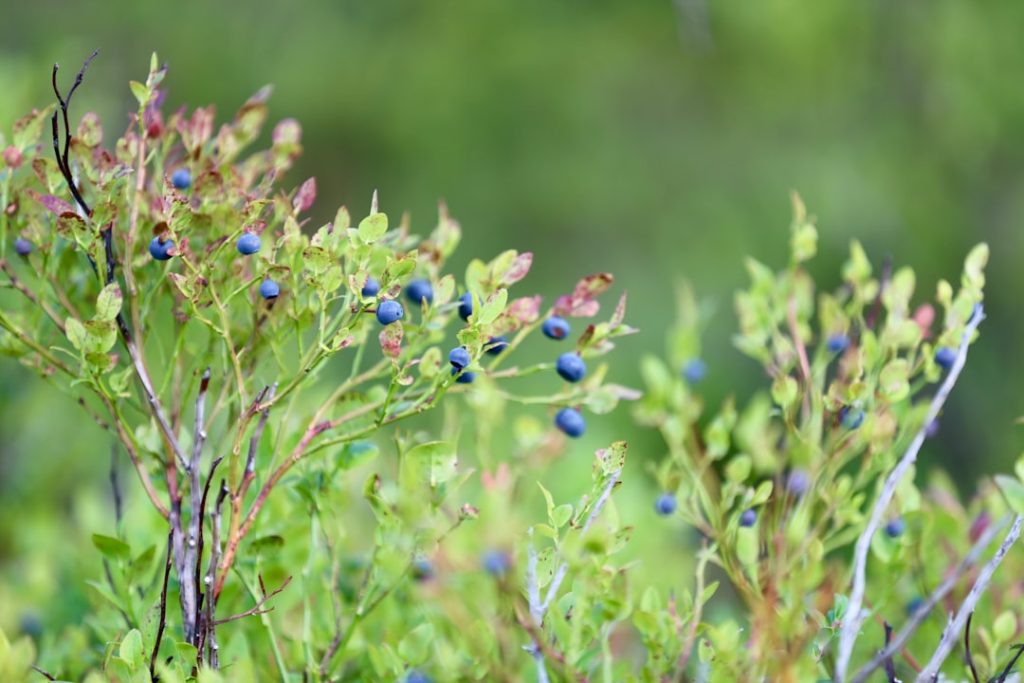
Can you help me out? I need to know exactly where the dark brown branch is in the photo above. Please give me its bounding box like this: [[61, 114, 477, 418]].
[[964, 612, 979, 683], [996, 644, 1024, 683], [150, 531, 173, 681], [882, 622, 896, 683], [50, 51, 98, 218], [30, 666, 56, 681], [214, 575, 292, 626]]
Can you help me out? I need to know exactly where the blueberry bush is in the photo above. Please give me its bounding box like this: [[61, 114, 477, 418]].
[[1, 56, 1023, 683]]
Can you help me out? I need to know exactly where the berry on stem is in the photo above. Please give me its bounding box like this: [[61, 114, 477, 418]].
[[13, 238, 32, 257], [682, 358, 707, 384], [405, 279, 433, 306], [554, 407, 585, 438], [361, 276, 381, 298], [376, 300, 404, 325], [449, 346, 471, 370], [485, 336, 508, 355], [935, 346, 956, 370], [457, 292, 473, 321], [542, 316, 570, 340], [236, 232, 261, 255], [411, 558, 434, 582], [655, 494, 677, 516], [884, 518, 905, 538], [171, 168, 191, 190], [148, 236, 174, 261], [451, 367, 476, 384], [259, 279, 280, 300], [739, 509, 757, 527], [556, 352, 586, 383], [839, 406, 864, 430], [826, 333, 849, 354]]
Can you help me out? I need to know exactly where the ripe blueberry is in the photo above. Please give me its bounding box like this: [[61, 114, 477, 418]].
[[149, 236, 174, 261], [554, 407, 585, 438], [682, 358, 707, 384], [839, 406, 865, 430], [906, 597, 925, 616], [457, 292, 473, 321], [376, 300, 404, 325], [826, 333, 849, 354], [739, 509, 757, 527], [361, 276, 381, 298], [481, 549, 510, 577], [786, 469, 810, 497], [405, 670, 432, 683], [935, 346, 956, 370], [485, 336, 508, 355], [259, 279, 280, 300], [556, 352, 586, 383], [542, 316, 570, 340], [451, 367, 476, 384], [171, 168, 191, 190], [449, 346, 471, 370], [411, 558, 434, 582], [405, 278, 433, 306], [236, 232, 261, 255], [884, 518, 905, 538], [655, 493, 677, 516], [13, 237, 32, 256]]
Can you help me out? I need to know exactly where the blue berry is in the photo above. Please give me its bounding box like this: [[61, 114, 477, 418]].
[[236, 232, 261, 255], [451, 367, 475, 384], [885, 518, 905, 538], [786, 469, 810, 497], [826, 333, 849, 354], [149, 236, 174, 261], [906, 597, 925, 617], [457, 292, 473, 321], [13, 237, 32, 256], [682, 358, 707, 384], [554, 407, 585, 438], [555, 352, 586, 383], [655, 494, 677, 516], [405, 670, 432, 683], [485, 336, 508, 355], [259, 279, 280, 300], [840, 406, 865, 430], [449, 346, 471, 370], [481, 549, 510, 577], [739, 509, 757, 527], [411, 558, 434, 581], [171, 168, 191, 190], [935, 346, 956, 370], [405, 279, 433, 306], [361, 276, 381, 298], [376, 300, 404, 325], [542, 316, 571, 340]]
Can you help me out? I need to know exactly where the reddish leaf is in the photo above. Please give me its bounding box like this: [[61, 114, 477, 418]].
[[2, 147, 23, 168], [293, 177, 317, 213], [28, 190, 75, 216], [273, 118, 302, 146], [379, 323, 404, 359], [553, 273, 614, 318], [611, 292, 628, 328], [500, 252, 533, 286]]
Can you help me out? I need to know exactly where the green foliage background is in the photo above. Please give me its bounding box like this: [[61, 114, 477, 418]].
[[1, 0, 1022, 659]]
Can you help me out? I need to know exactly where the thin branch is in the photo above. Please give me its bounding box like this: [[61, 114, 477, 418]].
[[199, 478, 228, 667], [30, 666, 56, 681], [214, 575, 292, 626], [0, 259, 65, 333], [109, 444, 123, 526], [179, 368, 211, 645], [996, 644, 1024, 683], [150, 531, 173, 681], [964, 612, 980, 683], [882, 622, 897, 683], [836, 304, 985, 681], [848, 512, 1012, 683], [915, 515, 1024, 682]]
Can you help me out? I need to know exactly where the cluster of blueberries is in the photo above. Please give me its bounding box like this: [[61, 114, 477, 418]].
[[369, 277, 589, 438]]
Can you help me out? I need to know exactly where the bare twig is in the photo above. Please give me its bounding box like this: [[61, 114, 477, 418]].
[[883, 622, 897, 683], [850, 515, 1010, 683], [836, 304, 985, 681], [30, 666, 56, 681], [214, 575, 292, 626], [200, 479, 228, 667], [109, 444, 123, 526], [915, 515, 1023, 682], [964, 612, 980, 683], [996, 644, 1024, 683], [150, 531, 173, 681], [178, 368, 211, 645]]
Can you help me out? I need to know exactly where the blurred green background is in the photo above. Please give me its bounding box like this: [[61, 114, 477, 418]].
[[2, 0, 1023, 651]]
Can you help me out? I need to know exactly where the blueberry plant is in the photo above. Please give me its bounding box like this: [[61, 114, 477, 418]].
[[0, 54, 639, 681], [636, 195, 1024, 682]]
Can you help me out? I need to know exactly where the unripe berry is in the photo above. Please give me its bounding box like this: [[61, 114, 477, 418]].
[[149, 236, 174, 261], [935, 346, 956, 370], [236, 232, 261, 255], [542, 316, 570, 340], [361, 276, 381, 298], [554, 407, 585, 438], [555, 352, 586, 383], [449, 346, 471, 370], [405, 278, 433, 306], [171, 168, 191, 190], [13, 237, 32, 256], [682, 358, 707, 384], [376, 300, 404, 325], [655, 493, 677, 516], [826, 333, 849, 354], [739, 509, 757, 527], [884, 518, 905, 538], [485, 336, 508, 355], [259, 279, 280, 300], [457, 292, 473, 321]]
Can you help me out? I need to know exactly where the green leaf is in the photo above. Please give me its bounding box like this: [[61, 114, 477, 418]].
[[995, 475, 1024, 514], [66, 317, 87, 351], [129, 81, 150, 107], [119, 629, 144, 669], [552, 504, 573, 529], [397, 623, 434, 664], [358, 212, 389, 243], [92, 533, 131, 560], [476, 289, 507, 326], [400, 441, 458, 495], [96, 284, 123, 322]]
